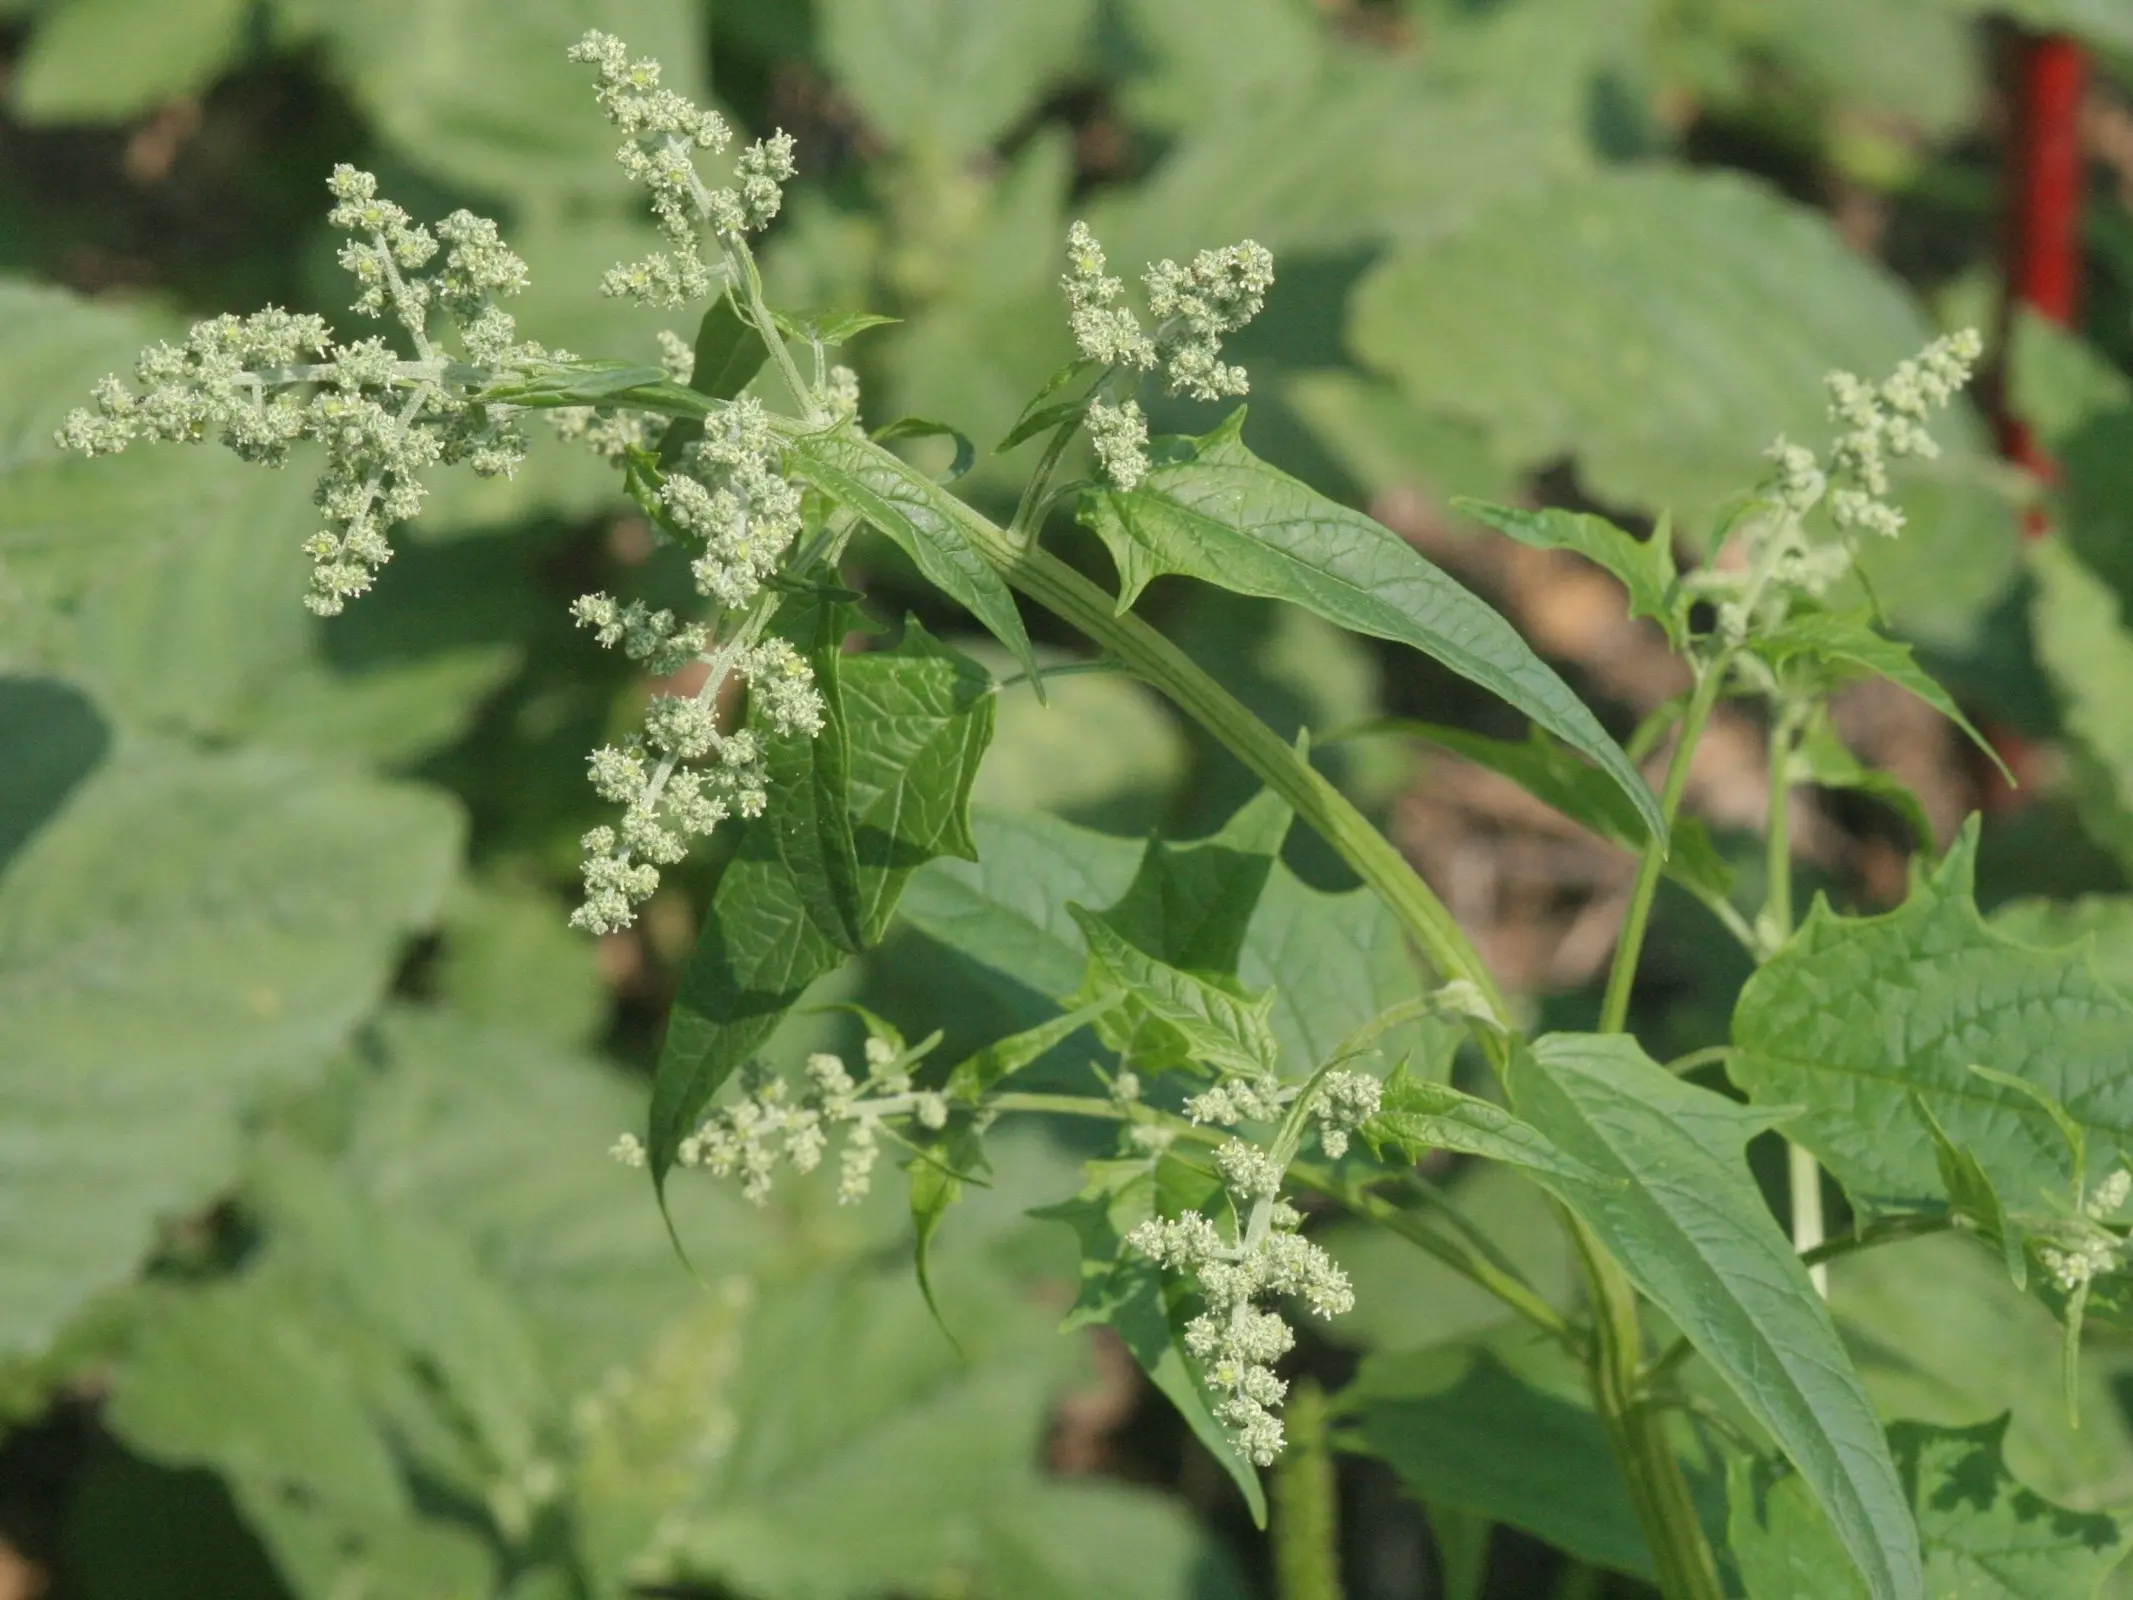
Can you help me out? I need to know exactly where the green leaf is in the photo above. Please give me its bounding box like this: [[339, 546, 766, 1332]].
[[1033, 1157, 1270, 1527], [1453, 499, 1685, 648], [103, 1267, 495, 1598], [1731, 819, 2133, 1210], [1360, 718, 1733, 903], [1362, 1062, 1606, 1185], [908, 1122, 989, 1343], [903, 804, 1450, 1080], [872, 414, 977, 482], [1911, 1095, 2026, 1288], [1750, 608, 2007, 780], [2031, 537, 2133, 856], [818, 0, 1097, 158], [12, 0, 248, 122], [943, 1000, 1117, 1105], [770, 309, 901, 347], [650, 626, 995, 1185], [1099, 787, 1292, 978], [1081, 410, 1662, 844], [787, 425, 1041, 688], [652, 296, 771, 467], [1509, 1033, 1921, 1600], [1729, 1417, 2130, 1600], [1069, 908, 1281, 1078], [274, 0, 707, 202], [762, 593, 866, 954], [1340, 1342, 1656, 1578], [1791, 714, 1938, 854], [481, 358, 674, 408], [1351, 168, 1985, 522], [998, 358, 1101, 452], [0, 676, 109, 876], [0, 742, 460, 1361]]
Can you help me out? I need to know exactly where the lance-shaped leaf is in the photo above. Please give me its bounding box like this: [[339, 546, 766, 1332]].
[[1453, 499, 1686, 649], [1080, 410, 1662, 843], [787, 427, 1040, 688], [1069, 908, 1280, 1078], [1509, 1033, 1921, 1600], [649, 626, 994, 1188], [1731, 819, 2133, 1210], [1728, 1416, 2129, 1600], [1362, 1063, 1607, 1185], [1750, 609, 2008, 780], [1033, 1156, 1269, 1527], [1361, 719, 1731, 903]]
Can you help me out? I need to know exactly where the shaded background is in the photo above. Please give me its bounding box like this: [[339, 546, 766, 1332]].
[[4, 0, 2133, 1595]]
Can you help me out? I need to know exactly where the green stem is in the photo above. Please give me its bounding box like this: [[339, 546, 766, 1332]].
[[1572, 1219, 1726, 1600], [722, 237, 819, 423], [1274, 1379, 1344, 1600], [1598, 657, 1729, 1035]]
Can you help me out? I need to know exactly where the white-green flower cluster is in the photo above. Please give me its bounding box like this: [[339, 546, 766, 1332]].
[[2038, 1167, 2133, 1296], [1762, 329, 1984, 542], [569, 30, 797, 307], [648, 1037, 948, 1206], [57, 166, 541, 615], [569, 626, 824, 934], [1060, 222, 1275, 490], [1129, 1144, 1352, 1465], [1308, 1070, 1384, 1161], [663, 396, 806, 609]]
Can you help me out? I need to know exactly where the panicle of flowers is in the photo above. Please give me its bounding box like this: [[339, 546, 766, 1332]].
[[1059, 223, 1275, 490], [643, 1035, 948, 1206], [663, 395, 806, 610], [57, 165, 542, 616], [1128, 1135, 1352, 1465], [569, 30, 797, 308], [1086, 399, 1150, 492], [1309, 1070, 1383, 1161]]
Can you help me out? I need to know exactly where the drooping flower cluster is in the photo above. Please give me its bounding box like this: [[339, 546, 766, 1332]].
[[1060, 222, 1276, 489], [1129, 1141, 1354, 1465], [57, 166, 541, 615], [569, 30, 797, 307], [626, 1035, 948, 1206]]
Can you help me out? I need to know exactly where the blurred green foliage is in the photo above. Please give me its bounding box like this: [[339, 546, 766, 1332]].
[[5, 0, 2133, 1595]]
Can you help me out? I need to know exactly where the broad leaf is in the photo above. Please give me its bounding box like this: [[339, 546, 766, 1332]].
[[1340, 1342, 1656, 1578], [1750, 609, 2005, 778], [1731, 820, 2133, 1209], [0, 740, 460, 1361], [650, 626, 994, 1185], [1453, 499, 1685, 648], [1729, 1417, 2129, 1600], [1509, 1033, 1920, 1600], [761, 593, 865, 954], [818, 0, 1097, 159], [786, 426, 1041, 687], [1070, 908, 1281, 1078], [13, 0, 248, 121], [1362, 1064, 1605, 1185], [1351, 167, 1985, 522], [1080, 410, 1662, 843], [1096, 787, 1292, 978]]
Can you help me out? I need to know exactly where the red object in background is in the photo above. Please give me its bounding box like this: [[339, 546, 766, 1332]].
[[1995, 29, 2087, 495], [1982, 28, 2087, 810]]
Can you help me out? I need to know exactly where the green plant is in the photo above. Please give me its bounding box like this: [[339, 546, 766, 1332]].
[[43, 24, 2133, 1600]]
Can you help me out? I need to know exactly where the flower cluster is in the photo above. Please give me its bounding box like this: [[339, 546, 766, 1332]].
[[569, 628, 824, 934], [1060, 222, 1276, 489], [662, 396, 806, 609], [630, 1036, 948, 1206], [1129, 1144, 1353, 1465], [2037, 1167, 2133, 1297], [1308, 1070, 1384, 1161], [57, 166, 541, 615], [569, 30, 797, 307], [1761, 328, 1984, 542]]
